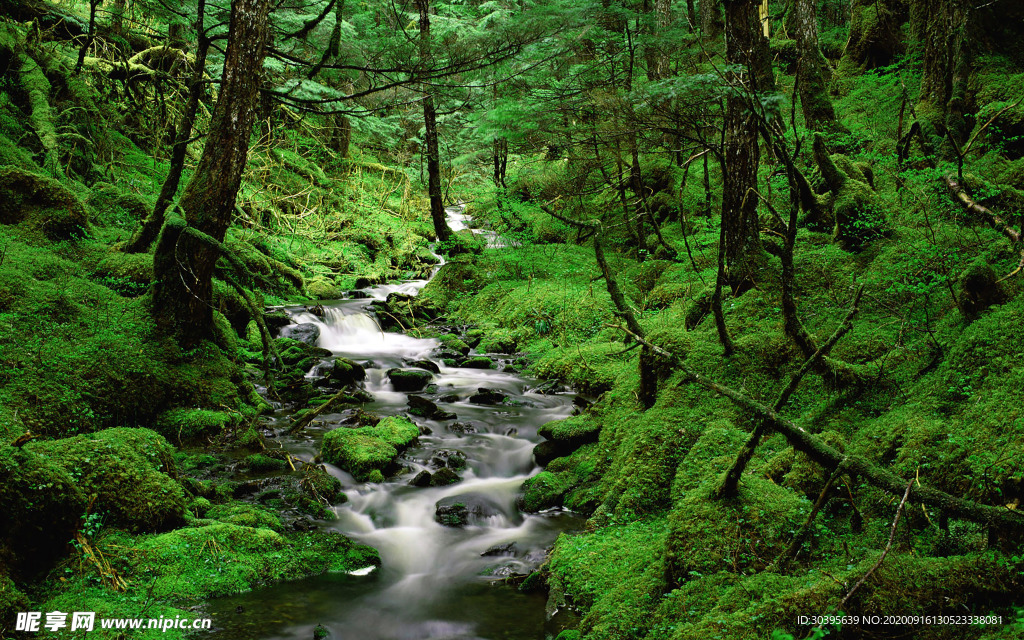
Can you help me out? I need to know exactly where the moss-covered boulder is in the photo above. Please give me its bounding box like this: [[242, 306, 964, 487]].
[[320, 416, 419, 481], [518, 470, 566, 512], [27, 428, 186, 533], [0, 166, 90, 240], [437, 333, 471, 355], [130, 524, 379, 602], [326, 357, 366, 386], [154, 408, 238, 443], [386, 368, 433, 391], [460, 356, 494, 369], [0, 446, 87, 576], [206, 503, 282, 531], [300, 463, 344, 503]]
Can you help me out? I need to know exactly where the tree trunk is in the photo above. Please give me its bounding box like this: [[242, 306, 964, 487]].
[[123, 0, 209, 254], [152, 0, 271, 348], [839, 0, 905, 72], [914, 0, 971, 152], [792, 0, 847, 134], [700, 0, 724, 37], [721, 0, 772, 293], [416, 0, 452, 243]]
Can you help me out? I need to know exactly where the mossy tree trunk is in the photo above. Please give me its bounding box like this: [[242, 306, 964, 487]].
[[721, 0, 772, 293], [123, 0, 209, 254], [913, 0, 972, 153], [416, 0, 452, 243], [839, 0, 905, 72], [791, 0, 846, 134], [152, 0, 271, 348]]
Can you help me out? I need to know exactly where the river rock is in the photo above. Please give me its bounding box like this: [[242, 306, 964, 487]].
[[347, 290, 370, 299], [447, 421, 479, 435], [469, 388, 508, 405], [406, 359, 440, 374], [533, 441, 561, 467], [434, 493, 503, 527], [481, 542, 518, 557], [264, 310, 292, 335], [460, 356, 494, 369], [429, 449, 467, 470], [281, 322, 321, 345], [409, 470, 432, 487], [407, 395, 456, 420], [326, 357, 366, 386], [386, 368, 433, 392], [429, 467, 461, 487], [438, 393, 460, 403]]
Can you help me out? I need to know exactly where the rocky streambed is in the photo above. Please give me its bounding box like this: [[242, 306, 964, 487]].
[[205, 206, 583, 640]]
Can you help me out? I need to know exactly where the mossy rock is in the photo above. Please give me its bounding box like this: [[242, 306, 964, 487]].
[[0, 165, 90, 240], [154, 408, 238, 443], [320, 416, 419, 481], [301, 463, 344, 503], [518, 471, 566, 512], [327, 357, 366, 386], [437, 333, 471, 355], [386, 368, 433, 391], [460, 356, 494, 369], [0, 445, 87, 576], [93, 251, 153, 296], [130, 524, 380, 602], [957, 257, 1005, 316], [27, 428, 186, 533], [477, 328, 517, 354], [241, 453, 289, 473], [206, 502, 282, 531], [307, 276, 342, 300]]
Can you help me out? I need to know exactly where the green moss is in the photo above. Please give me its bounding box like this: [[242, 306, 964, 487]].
[[241, 453, 289, 473], [206, 502, 282, 531], [27, 428, 186, 533], [0, 446, 87, 576], [154, 408, 238, 443], [92, 251, 153, 297], [307, 276, 342, 300], [438, 333, 471, 355], [127, 524, 379, 602], [320, 416, 419, 481], [0, 166, 90, 240]]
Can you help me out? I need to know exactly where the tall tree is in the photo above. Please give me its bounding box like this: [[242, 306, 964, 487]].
[[791, 0, 846, 134], [914, 0, 971, 152], [416, 0, 453, 243], [152, 0, 271, 347], [721, 0, 772, 292]]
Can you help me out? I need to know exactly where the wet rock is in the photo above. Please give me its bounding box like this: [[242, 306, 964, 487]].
[[438, 393, 460, 403], [447, 421, 479, 435], [326, 358, 366, 386], [406, 359, 440, 374], [351, 389, 374, 403], [386, 368, 433, 392], [469, 388, 508, 405], [354, 277, 372, 289], [281, 323, 321, 345], [460, 356, 494, 369], [348, 290, 370, 299], [533, 441, 561, 467], [429, 449, 467, 470], [264, 310, 292, 335], [409, 470, 432, 487], [429, 467, 461, 487], [529, 380, 566, 395], [434, 493, 503, 527], [291, 517, 318, 532], [573, 395, 592, 410], [300, 464, 343, 503], [407, 394, 438, 418], [481, 542, 518, 557]]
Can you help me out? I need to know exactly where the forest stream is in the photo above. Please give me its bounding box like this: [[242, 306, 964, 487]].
[[205, 206, 581, 640]]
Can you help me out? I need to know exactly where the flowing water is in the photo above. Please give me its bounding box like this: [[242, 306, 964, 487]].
[[205, 206, 581, 640]]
